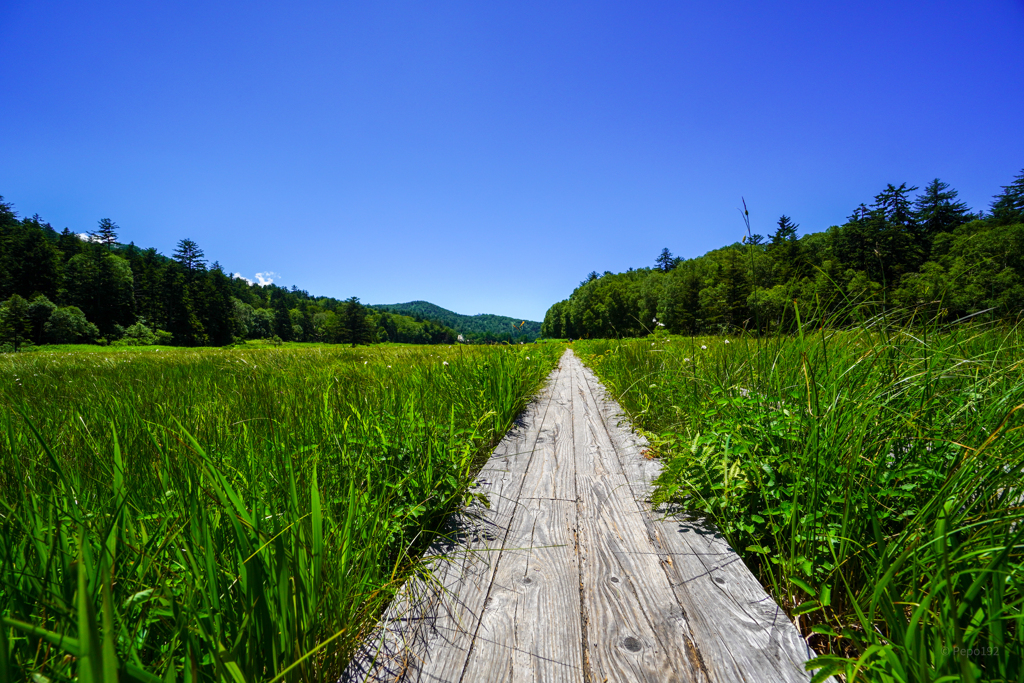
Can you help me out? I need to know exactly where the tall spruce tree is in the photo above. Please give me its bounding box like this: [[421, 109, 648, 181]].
[[173, 239, 206, 274], [871, 183, 920, 281], [913, 179, 971, 261], [769, 215, 803, 283], [655, 248, 676, 272], [991, 168, 1024, 224], [338, 296, 372, 347], [91, 218, 119, 249]]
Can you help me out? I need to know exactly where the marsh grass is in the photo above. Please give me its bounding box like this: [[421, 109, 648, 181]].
[[0, 343, 560, 682], [577, 313, 1023, 682]]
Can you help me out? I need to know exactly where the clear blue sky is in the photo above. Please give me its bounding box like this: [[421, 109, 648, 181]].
[[2, 1, 1022, 321]]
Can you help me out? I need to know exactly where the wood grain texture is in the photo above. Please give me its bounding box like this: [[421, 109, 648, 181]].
[[574, 353, 816, 683], [461, 361, 584, 683], [347, 350, 820, 683], [343, 362, 564, 682], [569, 357, 707, 683]]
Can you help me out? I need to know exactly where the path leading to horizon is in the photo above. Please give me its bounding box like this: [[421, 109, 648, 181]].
[[345, 350, 815, 682]]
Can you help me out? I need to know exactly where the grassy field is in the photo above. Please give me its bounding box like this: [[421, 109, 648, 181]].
[[0, 343, 561, 682], [576, 318, 1023, 682]]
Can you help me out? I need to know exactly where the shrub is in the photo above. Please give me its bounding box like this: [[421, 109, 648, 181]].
[[116, 321, 158, 346], [42, 306, 99, 344]]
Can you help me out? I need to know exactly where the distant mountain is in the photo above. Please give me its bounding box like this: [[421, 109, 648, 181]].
[[371, 301, 541, 341]]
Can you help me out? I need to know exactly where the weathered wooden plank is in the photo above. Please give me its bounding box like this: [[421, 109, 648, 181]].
[[661, 513, 816, 681], [343, 362, 564, 682], [349, 349, 821, 683], [461, 362, 584, 683], [568, 355, 707, 683], [573, 353, 815, 683], [461, 498, 584, 683]]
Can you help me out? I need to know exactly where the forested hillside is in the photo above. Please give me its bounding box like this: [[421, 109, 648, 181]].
[[0, 199, 460, 348], [543, 171, 1024, 338], [373, 300, 541, 342]]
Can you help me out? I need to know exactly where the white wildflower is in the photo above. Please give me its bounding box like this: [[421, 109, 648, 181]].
[[701, 345, 707, 350], [724, 339, 730, 344], [443, 361, 449, 366], [684, 357, 691, 362]]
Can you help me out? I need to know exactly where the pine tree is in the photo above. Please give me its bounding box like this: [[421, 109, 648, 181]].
[[870, 183, 920, 280], [163, 268, 206, 345], [913, 179, 971, 249], [990, 168, 1024, 224], [0, 217, 63, 300], [655, 248, 676, 272], [273, 298, 293, 341], [771, 215, 799, 244], [338, 296, 372, 347], [57, 228, 82, 262], [173, 239, 207, 274], [769, 215, 803, 283], [91, 218, 119, 249]]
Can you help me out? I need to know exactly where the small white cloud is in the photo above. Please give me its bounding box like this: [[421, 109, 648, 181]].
[[77, 233, 102, 243], [255, 271, 279, 286], [233, 273, 254, 285]]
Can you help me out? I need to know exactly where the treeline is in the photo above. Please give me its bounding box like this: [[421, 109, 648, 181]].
[[542, 170, 1024, 338], [373, 300, 541, 342], [0, 199, 459, 349]]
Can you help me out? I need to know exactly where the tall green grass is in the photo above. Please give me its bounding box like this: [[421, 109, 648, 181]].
[[576, 315, 1023, 682], [0, 343, 560, 682]]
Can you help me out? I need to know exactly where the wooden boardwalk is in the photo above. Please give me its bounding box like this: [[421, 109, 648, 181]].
[[344, 350, 816, 682]]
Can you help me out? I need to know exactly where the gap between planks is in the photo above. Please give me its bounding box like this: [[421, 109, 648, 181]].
[[344, 350, 817, 683]]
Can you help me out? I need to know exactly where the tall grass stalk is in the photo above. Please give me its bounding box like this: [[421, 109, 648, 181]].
[[0, 343, 560, 682], [576, 311, 1023, 682]]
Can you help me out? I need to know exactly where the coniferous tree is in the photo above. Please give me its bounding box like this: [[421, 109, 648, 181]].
[[914, 179, 971, 236], [873, 183, 918, 227], [201, 263, 236, 345], [990, 169, 1024, 224], [125, 246, 167, 327], [769, 215, 803, 283], [56, 228, 82, 263], [173, 239, 206, 274], [64, 246, 134, 336], [833, 183, 919, 285], [722, 249, 749, 329], [91, 218, 118, 249], [655, 248, 676, 272], [338, 296, 372, 347], [0, 294, 32, 350], [163, 265, 205, 345], [772, 215, 799, 243], [273, 298, 293, 341], [0, 201, 63, 301]]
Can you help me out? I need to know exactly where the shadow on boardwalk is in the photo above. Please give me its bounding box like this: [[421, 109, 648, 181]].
[[344, 350, 817, 683]]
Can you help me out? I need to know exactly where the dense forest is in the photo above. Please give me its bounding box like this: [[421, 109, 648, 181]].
[[0, 199, 463, 349], [372, 301, 541, 342], [543, 170, 1024, 338]]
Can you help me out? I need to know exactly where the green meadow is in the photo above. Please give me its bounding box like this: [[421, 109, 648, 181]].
[[575, 315, 1024, 682], [0, 343, 560, 682]]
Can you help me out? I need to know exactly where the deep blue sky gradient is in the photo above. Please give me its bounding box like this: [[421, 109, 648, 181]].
[[2, 1, 1023, 321]]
